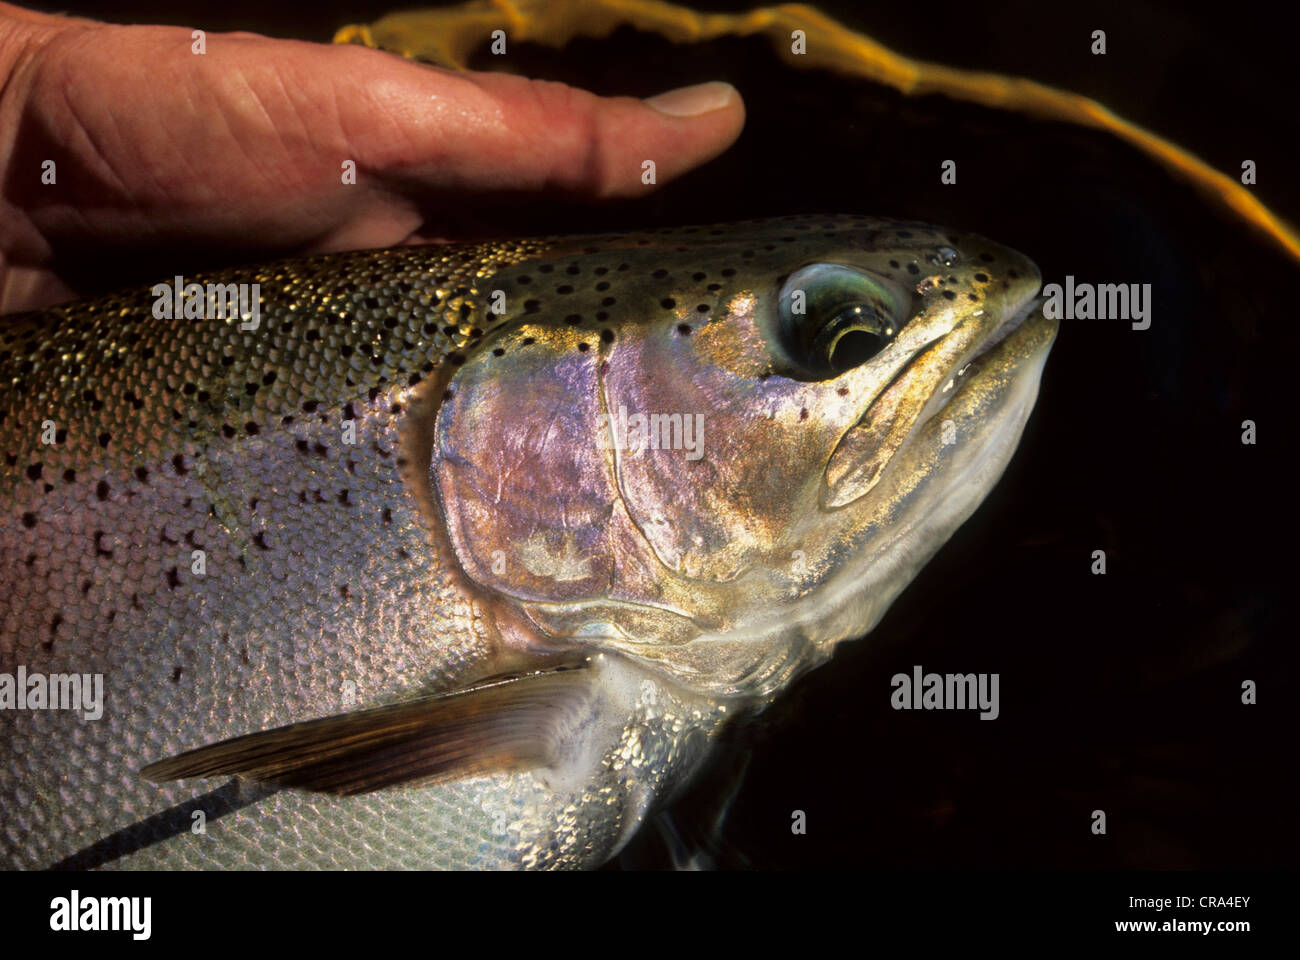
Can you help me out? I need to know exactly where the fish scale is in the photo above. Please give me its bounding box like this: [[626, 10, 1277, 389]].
[[0, 216, 1054, 868]]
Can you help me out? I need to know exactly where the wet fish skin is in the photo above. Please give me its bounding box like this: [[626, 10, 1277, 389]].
[[0, 216, 1054, 868]]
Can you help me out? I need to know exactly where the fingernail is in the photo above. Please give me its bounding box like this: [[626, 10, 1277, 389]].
[[644, 81, 735, 117]]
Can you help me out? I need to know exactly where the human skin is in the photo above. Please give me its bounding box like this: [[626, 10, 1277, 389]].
[[0, 3, 745, 312]]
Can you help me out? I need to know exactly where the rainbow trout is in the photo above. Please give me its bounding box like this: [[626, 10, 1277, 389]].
[[0, 216, 1055, 869]]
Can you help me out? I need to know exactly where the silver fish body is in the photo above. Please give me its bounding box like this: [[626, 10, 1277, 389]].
[[0, 216, 1055, 868]]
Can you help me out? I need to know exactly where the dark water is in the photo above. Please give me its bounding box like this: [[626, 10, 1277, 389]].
[[38, 0, 1298, 869]]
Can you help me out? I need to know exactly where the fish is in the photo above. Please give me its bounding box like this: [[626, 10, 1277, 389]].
[[0, 215, 1056, 869]]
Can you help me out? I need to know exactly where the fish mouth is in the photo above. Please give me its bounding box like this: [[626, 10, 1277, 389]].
[[920, 289, 1050, 425], [824, 281, 1055, 509]]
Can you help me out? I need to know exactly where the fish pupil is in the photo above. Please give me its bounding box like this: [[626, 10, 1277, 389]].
[[812, 303, 894, 372], [828, 326, 886, 371]]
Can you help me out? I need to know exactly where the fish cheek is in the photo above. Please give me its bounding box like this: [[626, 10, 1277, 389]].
[[432, 334, 617, 604], [603, 324, 839, 582]]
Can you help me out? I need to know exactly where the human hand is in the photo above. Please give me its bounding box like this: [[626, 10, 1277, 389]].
[[0, 3, 744, 312]]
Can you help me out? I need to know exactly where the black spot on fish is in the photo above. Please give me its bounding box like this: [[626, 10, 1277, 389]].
[[974, 273, 989, 283], [96, 480, 110, 501], [165, 568, 180, 589], [942, 290, 957, 300], [21, 512, 36, 528], [252, 532, 270, 550]]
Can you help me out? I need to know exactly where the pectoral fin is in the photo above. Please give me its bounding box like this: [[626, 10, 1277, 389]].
[[141, 662, 592, 795]]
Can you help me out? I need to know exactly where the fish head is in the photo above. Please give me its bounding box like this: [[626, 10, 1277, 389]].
[[429, 217, 1056, 699]]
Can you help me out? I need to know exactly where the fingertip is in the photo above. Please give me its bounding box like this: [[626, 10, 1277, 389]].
[[619, 81, 744, 193], [643, 81, 739, 118]]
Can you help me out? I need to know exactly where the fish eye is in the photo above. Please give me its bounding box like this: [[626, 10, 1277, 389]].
[[777, 264, 908, 377]]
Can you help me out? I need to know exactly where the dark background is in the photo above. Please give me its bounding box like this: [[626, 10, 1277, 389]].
[[30, 0, 1299, 869]]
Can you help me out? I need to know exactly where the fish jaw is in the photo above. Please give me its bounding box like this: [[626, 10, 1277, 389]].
[[702, 295, 1059, 697]]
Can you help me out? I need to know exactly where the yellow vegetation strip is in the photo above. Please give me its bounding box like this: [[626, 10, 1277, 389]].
[[335, 0, 1299, 264]]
